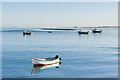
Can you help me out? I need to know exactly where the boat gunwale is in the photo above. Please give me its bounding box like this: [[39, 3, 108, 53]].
[[32, 58, 59, 62]]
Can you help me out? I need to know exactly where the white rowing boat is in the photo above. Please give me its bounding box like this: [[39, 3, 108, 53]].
[[31, 55, 61, 67]]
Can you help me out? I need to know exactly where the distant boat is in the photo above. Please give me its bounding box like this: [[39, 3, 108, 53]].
[[31, 55, 61, 67], [78, 30, 90, 34], [31, 63, 59, 75], [48, 31, 52, 33], [74, 26, 77, 28], [92, 29, 102, 33], [23, 30, 32, 35]]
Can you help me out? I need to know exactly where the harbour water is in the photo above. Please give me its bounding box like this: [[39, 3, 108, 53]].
[[2, 28, 118, 78]]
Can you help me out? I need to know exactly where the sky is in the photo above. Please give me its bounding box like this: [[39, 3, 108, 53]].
[[2, 2, 118, 28]]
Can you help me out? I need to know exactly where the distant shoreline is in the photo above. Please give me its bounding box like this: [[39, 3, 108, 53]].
[[2, 26, 119, 29], [40, 28, 78, 31], [1, 26, 118, 32], [81, 26, 118, 28]]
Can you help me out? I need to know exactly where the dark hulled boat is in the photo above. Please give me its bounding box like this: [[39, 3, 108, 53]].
[[23, 32, 32, 35], [78, 30, 90, 34], [92, 29, 102, 33], [23, 30, 32, 35]]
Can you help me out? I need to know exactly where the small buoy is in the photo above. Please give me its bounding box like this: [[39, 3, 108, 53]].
[[48, 31, 52, 33], [59, 62, 62, 64], [56, 66, 59, 68], [59, 58, 62, 60]]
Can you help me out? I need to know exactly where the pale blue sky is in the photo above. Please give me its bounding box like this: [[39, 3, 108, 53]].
[[2, 2, 118, 28]]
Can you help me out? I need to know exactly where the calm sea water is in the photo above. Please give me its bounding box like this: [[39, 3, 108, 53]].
[[2, 28, 118, 78]]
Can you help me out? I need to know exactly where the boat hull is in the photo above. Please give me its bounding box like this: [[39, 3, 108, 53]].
[[78, 31, 89, 34], [92, 30, 102, 33], [33, 62, 59, 66], [23, 32, 32, 35], [31, 58, 59, 67]]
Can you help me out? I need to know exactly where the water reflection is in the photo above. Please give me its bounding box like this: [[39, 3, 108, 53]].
[[31, 63, 60, 75], [23, 34, 32, 41], [24, 35, 26, 40], [78, 34, 83, 37]]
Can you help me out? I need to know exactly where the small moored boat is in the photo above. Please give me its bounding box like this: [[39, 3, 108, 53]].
[[92, 29, 102, 33], [48, 31, 52, 33], [23, 30, 32, 35], [78, 30, 90, 34], [31, 55, 61, 67]]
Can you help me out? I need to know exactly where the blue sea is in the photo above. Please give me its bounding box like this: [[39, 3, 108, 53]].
[[2, 28, 118, 78]]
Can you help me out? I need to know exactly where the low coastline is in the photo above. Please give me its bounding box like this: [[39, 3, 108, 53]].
[[1, 26, 118, 32]]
